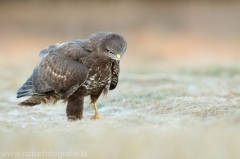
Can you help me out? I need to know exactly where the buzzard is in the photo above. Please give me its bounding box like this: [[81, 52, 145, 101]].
[[17, 32, 127, 120]]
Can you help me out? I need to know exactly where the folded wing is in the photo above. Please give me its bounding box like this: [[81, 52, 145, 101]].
[[110, 60, 120, 90], [17, 40, 90, 99]]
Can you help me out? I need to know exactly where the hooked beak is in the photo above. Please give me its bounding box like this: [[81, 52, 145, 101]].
[[115, 54, 121, 60]]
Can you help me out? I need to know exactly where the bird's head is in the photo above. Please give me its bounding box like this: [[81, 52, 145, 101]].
[[89, 32, 127, 61]]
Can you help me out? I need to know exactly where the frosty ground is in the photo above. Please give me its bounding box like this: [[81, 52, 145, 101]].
[[1, 63, 240, 159]]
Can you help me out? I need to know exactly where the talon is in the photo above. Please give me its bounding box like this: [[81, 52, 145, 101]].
[[91, 113, 102, 120]]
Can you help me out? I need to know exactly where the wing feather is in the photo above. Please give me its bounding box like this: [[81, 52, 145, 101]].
[[35, 40, 90, 99], [32, 66, 53, 93], [38, 53, 88, 95], [39, 44, 61, 58], [110, 60, 120, 90], [19, 39, 90, 99]]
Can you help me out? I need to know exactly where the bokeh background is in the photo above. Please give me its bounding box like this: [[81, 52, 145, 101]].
[[1, 0, 240, 72], [1, 1, 240, 159]]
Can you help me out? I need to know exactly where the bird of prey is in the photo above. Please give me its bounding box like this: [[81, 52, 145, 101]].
[[17, 32, 127, 120]]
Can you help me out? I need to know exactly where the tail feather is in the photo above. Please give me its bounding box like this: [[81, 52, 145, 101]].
[[18, 95, 60, 107], [18, 96, 42, 106]]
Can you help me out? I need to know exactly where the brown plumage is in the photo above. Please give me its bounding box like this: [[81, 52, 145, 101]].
[[17, 32, 127, 120]]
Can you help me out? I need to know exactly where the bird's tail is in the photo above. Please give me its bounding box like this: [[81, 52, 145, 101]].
[[18, 96, 43, 106], [18, 95, 60, 107]]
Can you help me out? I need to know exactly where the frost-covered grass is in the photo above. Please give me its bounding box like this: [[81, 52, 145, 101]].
[[1, 62, 240, 159]]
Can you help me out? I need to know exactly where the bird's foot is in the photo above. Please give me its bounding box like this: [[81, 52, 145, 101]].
[[91, 113, 102, 120]]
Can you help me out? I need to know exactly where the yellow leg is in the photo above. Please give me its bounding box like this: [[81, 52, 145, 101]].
[[91, 103, 102, 120]]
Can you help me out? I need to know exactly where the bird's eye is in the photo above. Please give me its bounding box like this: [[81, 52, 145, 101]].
[[109, 51, 114, 55]]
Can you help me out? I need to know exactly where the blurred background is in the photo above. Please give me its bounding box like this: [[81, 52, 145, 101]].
[[0, 0, 239, 74]]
